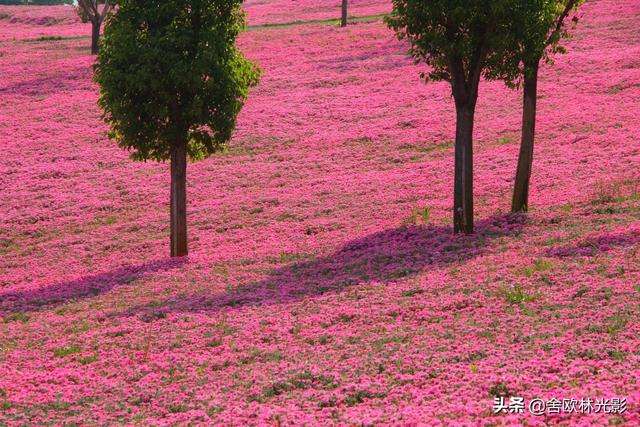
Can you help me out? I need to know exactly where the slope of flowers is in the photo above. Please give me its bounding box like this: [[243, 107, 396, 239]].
[[0, 0, 639, 425], [0, 0, 391, 38], [0, 5, 87, 41], [243, 0, 390, 25], [0, 5, 78, 26]]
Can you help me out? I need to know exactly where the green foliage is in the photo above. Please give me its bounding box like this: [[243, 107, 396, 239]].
[[487, 0, 584, 87], [385, 1, 514, 85], [95, 0, 261, 162], [495, 284, 540, 305], [405, 205, 431, 225], [386, 1, 582, 89], [52, 345, 82, 358]]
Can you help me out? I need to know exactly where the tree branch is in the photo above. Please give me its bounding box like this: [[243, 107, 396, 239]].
[[100, 0, 112, 23], [467, 18, 494, 96], [545, 0, 578, 47], [445, 20, 468, 103]]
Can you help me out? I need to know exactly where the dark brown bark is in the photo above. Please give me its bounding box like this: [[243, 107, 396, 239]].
[[512, 60, 539, 213], [453, 104, 475, 234], [448, 50, 479, 235], [341, 0, 348, 27], [170, 136, 188, 257], [91, 19, 100, 55]]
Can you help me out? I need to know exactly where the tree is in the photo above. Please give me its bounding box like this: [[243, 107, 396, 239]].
[[489, 0, 582, 212], [341, 0, 347, 27], [76, 1, 113, 54], [94, 0, 260, 257], [386, 1, 514, 233]]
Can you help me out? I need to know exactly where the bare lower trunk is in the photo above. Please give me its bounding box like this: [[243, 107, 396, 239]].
[[454, 105, 475, 234], [91, 19, 100, 55], [170, 137, 188, 257], [512, 60, 539, 213], [341, 0, 348, 27]]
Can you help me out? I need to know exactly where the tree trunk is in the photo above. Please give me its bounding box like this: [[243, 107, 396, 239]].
[[511, 60, 540, 213], [170, 136, 188, 257], [453, 105, 475, 234], [91, 19, 100, 55], [341, 0, 347, 27]]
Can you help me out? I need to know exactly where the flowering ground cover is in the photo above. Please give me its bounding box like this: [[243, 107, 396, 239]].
[[0, 0, 639, 425], [243, 0, 390, 26]]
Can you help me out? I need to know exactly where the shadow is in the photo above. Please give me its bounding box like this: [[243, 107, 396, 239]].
[[123, 214, 527, 320], [0, 258, 186, 316], [547, 229, 640, 258], [0, 66, 90, 97]]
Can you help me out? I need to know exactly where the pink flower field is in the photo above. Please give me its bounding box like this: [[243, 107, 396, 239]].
[[0, 0, 639, 425]]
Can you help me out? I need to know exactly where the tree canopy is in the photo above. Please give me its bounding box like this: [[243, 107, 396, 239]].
[[95, 0, 261, 163], [487, 0, 583, 87]]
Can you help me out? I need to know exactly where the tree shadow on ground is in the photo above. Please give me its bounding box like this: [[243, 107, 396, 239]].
[[124, 214, 527, 320], [547, 229, 640, 258], [0, 66, 90, 97], [0, 258, 186, 316]]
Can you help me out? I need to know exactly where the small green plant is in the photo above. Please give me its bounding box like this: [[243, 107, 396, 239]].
[[607, 349, 627, 361], [167, 404, 189, 413], [488, 382, 512, 397], [401, 288, 426, 297], [34, 36, 64, 42], [77, 355, 98, 365], [405, 206, 431, 225], [278, 252, 308, 263], [590, 179, 622, 205], [606, 313, 629, 336], [497, 135, 515, 145], [263, 350, 284, 361], [344, 390, 386, 406], [495, 285, 540, 305], [560, 203, 573, 212], [3, 312, 30, 324], [0, 238, 17, 255], [102, 215, 117, 225], [516, 259, 553, 277], [52, 345, 82, 358]]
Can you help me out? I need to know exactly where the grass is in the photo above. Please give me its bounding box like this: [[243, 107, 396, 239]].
[[496, 135, 515, 145], [52, 345, 82, 358], [400, 288, 426, 297], [344, 390, 387, 406], [516, 259, 554, 277], [495, 285, 540, 305], [488, 382, 513, 398], [23, 35, 90, 43], [0, 238, 18, 255], [278, 252, 309, 263], [77, 355, 98, 365], [17, 14, 391, 46], [404, 206, 431, 225], [248, 371, 337, 403], [398, 140, 454, 154], [246, 14, 389, 31], [3, 312, 30, 324]]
